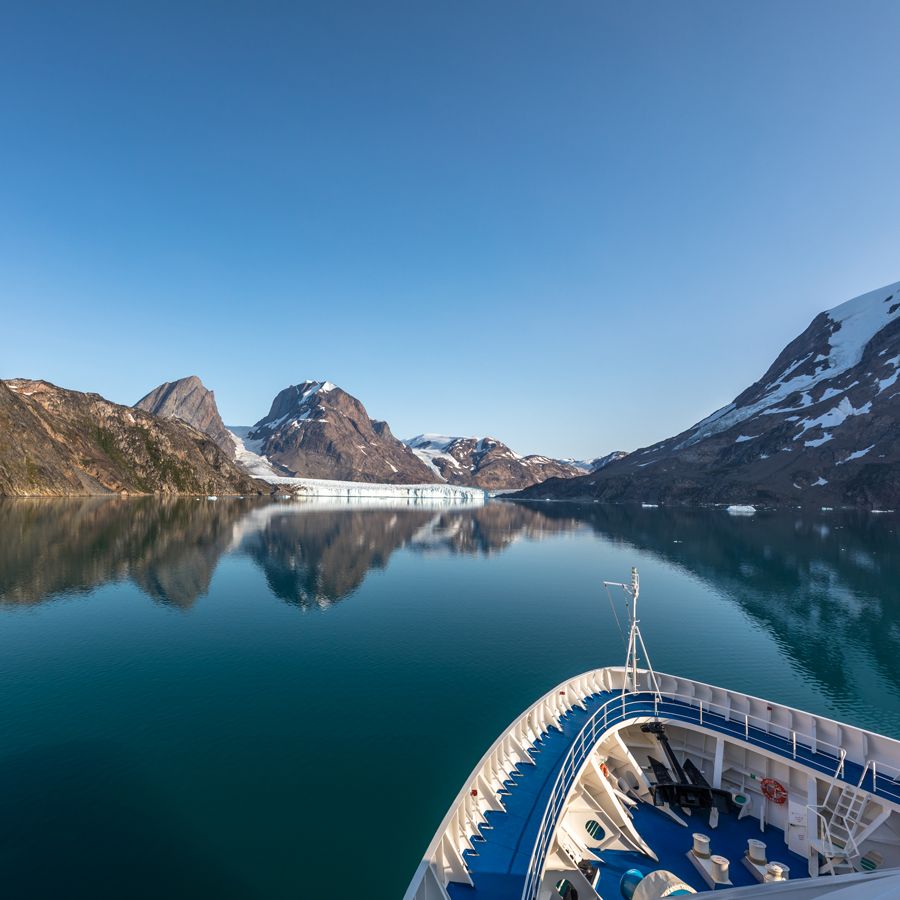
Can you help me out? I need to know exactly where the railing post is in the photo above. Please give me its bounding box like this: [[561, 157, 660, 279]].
[[792, 731, 797, 760], [699, 700, 703, 726], [745, 713, 749, 740], [654, 694, 658, 718], [872, 760, 877, 792]]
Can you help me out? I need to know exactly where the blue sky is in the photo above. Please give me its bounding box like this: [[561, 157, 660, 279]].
[[2, 1, 899, 458]]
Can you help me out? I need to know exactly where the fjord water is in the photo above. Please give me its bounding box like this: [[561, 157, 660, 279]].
[[1, 499, 899, 899]]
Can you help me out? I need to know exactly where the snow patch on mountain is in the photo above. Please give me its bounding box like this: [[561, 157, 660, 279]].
[[827, 284, 900, 373], [793, 397, 872, 440], [837, 445, 875, 465], [878, 355, 900, 393], [406, 434, 464, 480]]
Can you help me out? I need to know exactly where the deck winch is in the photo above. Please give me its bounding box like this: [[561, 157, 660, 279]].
[[641, 721, 733, 812]]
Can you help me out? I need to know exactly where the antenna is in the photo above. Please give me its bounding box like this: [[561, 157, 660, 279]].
[[603, 567, 661, 699]]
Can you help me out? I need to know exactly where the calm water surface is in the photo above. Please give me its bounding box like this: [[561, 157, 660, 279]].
[[1, 497, 899, 898]]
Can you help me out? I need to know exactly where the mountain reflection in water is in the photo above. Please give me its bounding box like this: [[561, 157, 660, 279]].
[[0, 497, 584, 610], [529, 502, 900, 716], [2, 497, 899, 713]]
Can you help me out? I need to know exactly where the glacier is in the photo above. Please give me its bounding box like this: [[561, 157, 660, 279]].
[[229, 429, 485, 502]]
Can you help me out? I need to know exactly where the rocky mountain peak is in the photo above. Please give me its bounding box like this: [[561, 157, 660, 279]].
[[135, 375, 233, 453], [248, 381, 342, 440], [245, 381, 438, 484], [405, 433, 585, 490]]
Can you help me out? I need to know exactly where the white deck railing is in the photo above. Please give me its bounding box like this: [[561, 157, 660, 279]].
[[521, 689, 900, 900], [404, 667, 900, 900]]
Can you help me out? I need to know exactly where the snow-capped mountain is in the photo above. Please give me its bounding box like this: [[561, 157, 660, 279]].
[[247, 381, 439, 484], [405, 434, 585, 490], [135, 375, 233, 453], [562, 451, 629, 474], [518, 279, 900, 507]]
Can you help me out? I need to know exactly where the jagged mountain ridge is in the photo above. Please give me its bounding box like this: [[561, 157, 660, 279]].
[[517, 280, 900, 507], [129, 376, 605, 489], [405, 434, 586, 490], [135, 375, 233, 453], [562, 451, 629, 474], [247, 381, 438, 484], [0, 379, 267, 497]]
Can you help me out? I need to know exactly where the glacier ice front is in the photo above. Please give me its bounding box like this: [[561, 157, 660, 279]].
[[269, 476, 485, 502]]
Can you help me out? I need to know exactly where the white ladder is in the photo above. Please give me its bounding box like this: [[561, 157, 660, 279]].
[[811, 763, 872, 875]]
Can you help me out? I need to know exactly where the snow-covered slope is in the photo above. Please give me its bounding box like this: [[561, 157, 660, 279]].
[[560, 451, 629, 473], [229, 430, 284, 479], [404, 434, 585, 490], [519, 279, 900, 508], [679, 280, 900, 449]]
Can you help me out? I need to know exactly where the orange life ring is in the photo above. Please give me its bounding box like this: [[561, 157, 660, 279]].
[[600, 762, 610, 777], [761, 778, 788, 804]]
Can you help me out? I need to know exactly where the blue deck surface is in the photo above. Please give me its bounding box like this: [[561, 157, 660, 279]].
[[600, 803, 806, 893], [447, 690, 889, 899], [448, 691, 618, 900]]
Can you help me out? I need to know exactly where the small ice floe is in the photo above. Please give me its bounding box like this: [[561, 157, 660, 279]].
[[207, 496, 218, 501], [727, 505, 756, 515], [872, 509, 895, 514], [641, 502, 659, 508], [821, 506, 834, 511]]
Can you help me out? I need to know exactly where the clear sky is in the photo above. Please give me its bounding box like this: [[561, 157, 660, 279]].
[[2, 1, 899, 458]]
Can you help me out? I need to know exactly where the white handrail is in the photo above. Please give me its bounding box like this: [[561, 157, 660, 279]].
[[405, 666, 900, 900], [519, 690, 900, 900]]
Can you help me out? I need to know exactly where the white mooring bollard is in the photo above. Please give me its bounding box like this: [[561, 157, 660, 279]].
[[692, 833, 711, 858], [747, 838, 767, 865], [711, 855, 730, 882]]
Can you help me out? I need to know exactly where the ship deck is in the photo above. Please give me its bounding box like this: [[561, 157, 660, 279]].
[[447, 689, 898, 899]]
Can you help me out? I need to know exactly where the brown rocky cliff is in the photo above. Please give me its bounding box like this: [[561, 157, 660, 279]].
[[0, 379, 268, 497]]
